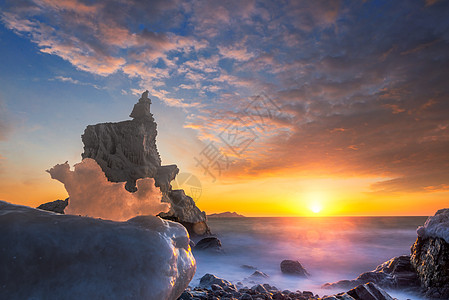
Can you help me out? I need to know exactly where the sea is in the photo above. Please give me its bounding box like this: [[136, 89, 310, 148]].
[[191, 216, 429, 300]]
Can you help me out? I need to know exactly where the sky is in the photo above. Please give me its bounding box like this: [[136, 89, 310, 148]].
[[0, 0, 448, 216]]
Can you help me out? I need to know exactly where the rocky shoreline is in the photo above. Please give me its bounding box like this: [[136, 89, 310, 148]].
[[177, 274, 396, 300], [185, 210, 449, 300]]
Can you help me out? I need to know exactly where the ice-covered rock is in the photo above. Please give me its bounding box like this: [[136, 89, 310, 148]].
[[37, 198, 69, 214], [81, 91, 209, 235], [416, 208, 449, 243], [411, 209, 449, 299], [0, 200, 195, 300], [47, 158, 169, 221]]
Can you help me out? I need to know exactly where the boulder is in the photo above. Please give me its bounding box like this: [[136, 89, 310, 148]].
[[251, 284, 268, 294], [243, 271, 269, 286], [37, 198, 69, 214], [280, 260, 310, 277], [323, 282, 394, 300], [0, 201, 195, 300], [322, 255, 419, 291], [249, 271, 269, 279], [411, 209, 449, 299], [199, 273, 237, 291], [194, 237, 222, 251]]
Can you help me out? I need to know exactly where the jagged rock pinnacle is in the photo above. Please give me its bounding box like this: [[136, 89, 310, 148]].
[[130, 90, 153, 121]]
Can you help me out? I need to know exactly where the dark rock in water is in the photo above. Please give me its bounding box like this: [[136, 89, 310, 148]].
[[411, 235, 449, 298], [280, 259, 310, 277], [81, 91, 210, 236], [199, 274, 236, 291], [249, 270, 269, 279], [194, 237, 222, 251], [241, 264, 257, 270], [242, 270, 269, 286], [251, 284, 268, 294], [323, 282, 394, 300], [346, 282, 394, 300], [322, 255, 419, 291], [37, 198, 69, 214]]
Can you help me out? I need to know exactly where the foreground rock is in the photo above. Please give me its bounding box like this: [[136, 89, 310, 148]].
[[322, 255, 419, 291], [179, 274, 396, 300], [323, 282, 394, 300], [81, 91, 209, 236], [280, 259, 310, 277], [181, 273, 318, 300], [0, 201, 195, 300], [37, 198, 69, 214], [411, 208, 449, 299]]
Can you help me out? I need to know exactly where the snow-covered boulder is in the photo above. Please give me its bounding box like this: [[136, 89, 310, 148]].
[[411, 208, 449, 299], [0, 201, 196, 300]]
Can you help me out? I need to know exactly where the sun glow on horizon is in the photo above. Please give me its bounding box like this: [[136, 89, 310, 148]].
[[305, 191, 328, 215], [310, 202, 322, 214]]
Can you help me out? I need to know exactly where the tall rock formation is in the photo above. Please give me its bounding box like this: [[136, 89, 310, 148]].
[[81, 91, 209, 236], [411, 209, 449, 299]]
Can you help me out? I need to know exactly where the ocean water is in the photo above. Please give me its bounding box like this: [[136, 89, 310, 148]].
[[191, 216, 428, 299]]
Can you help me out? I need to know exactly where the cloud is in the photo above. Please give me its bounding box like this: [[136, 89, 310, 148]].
[[2, 0, 449, 194], [218, 45, 254, 61], [51, 76, 103, 89], [47, 158, 170, 221]]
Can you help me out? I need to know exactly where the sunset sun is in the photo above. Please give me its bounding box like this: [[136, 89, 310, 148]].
[[304, 191, 327, 214], [310, 202, 322, 214]]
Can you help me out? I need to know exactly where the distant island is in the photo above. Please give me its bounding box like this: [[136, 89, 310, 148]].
[[207, 211, 245, 218]]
